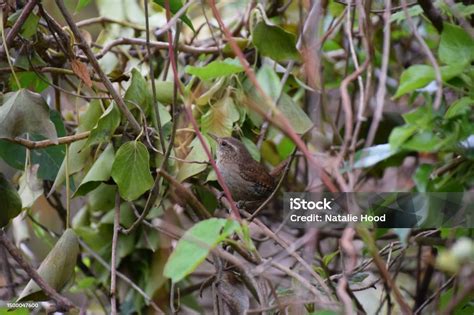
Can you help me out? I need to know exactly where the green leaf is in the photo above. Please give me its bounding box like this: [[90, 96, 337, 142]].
[[257, 65, 281, 101], [353, 144, 399, 169], [252, 21, 300, 62], [75, 144, 115, 196], [186, 58, 244, 81], [0, 89, 57, 141], [125, 68, 153, 113], [51, 102, 103, 190], [84, 103, 121, 147], [401, 131, 443, 152], [0, 111, 65, 181], [153, 0, 195, 31], [201, 96, 239, 137], [277, 94, 313, 134], [413, 164, 433, 192], [389, 124, 418, 149], [445, 97, 474, 119], [0, 173, 22, 228], [394, 64, 465, 98], [111, 141, 154, 201], [19, 12, 39, 39], [439, 23, 474, 65], [155, 80, 174, 104], [164, 219, 240, 282], [10, 72, 49, 92], [75, 0, 93, 12], [390, 5, 422, 23], [394, 65, 434, 98], [242, 137, 260, 162], [17, 229, 79, 302], [176, 137, 209, 182]]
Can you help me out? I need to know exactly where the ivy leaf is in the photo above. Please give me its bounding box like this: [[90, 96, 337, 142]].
[[201, 96, 239, 137], [0, 110, 65, 181], [0, 89, 57, 141], [252, 21, 300, 62], [84, 102, 121, 147], [0, 173, 22, 228], [111, 141, 154, 201], [186, 58, 244, 81], [125, 69, 172, 125], [176, 137, 209, 182], [394, 64, 464, 98], [153, 0, 195, 31], [75, 144, 115, 197], [164, 219, 240, 282], [277, 93, 313, 134], [125, 68, 153, 113], [439, 23, 474, 66]]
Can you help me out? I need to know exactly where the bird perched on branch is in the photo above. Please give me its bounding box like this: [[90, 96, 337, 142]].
[[209, 134, 287, 210]]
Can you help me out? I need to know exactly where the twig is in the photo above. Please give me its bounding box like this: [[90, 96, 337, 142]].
[[357, 227, 413, 314], [0, 230, 75, 311], [144, 0, 166, 153], [401, 0, 442, 111], [248, 149, 297, 221], [417, 0, 444, 33], [158, 168, 211, 219], [90, 37, 221, 60], [78, 239, 164, 314], [154, 0, 196, 37], [0, 0, 38, 55], [366, 0, 392, 147], [110, 192, 121, 315], [55, 0, 142, 133], [76, 16, 146, 30], [4, 131, 90, 150], [270, 261, 320, 297], [414, 276, 454, 314]]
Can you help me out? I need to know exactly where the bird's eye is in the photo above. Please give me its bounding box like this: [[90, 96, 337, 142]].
[[221, 141, 228, 147]]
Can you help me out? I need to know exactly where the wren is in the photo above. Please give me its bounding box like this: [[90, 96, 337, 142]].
[[209, 134, 276, 208]]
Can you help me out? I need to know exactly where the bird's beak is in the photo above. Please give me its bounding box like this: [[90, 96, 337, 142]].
[[208, 133, 220, 143]]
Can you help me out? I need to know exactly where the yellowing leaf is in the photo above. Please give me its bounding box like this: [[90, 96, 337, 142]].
[[176, 137, 209, 182], [201, 96, 239, 137]]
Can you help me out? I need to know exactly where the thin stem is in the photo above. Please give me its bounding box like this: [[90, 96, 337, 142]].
[[0, 10, 20, 88], [110, 192, 121, 315]]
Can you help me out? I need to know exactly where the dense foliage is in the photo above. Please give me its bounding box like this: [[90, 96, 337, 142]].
[[0, 0, 473, 314]]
